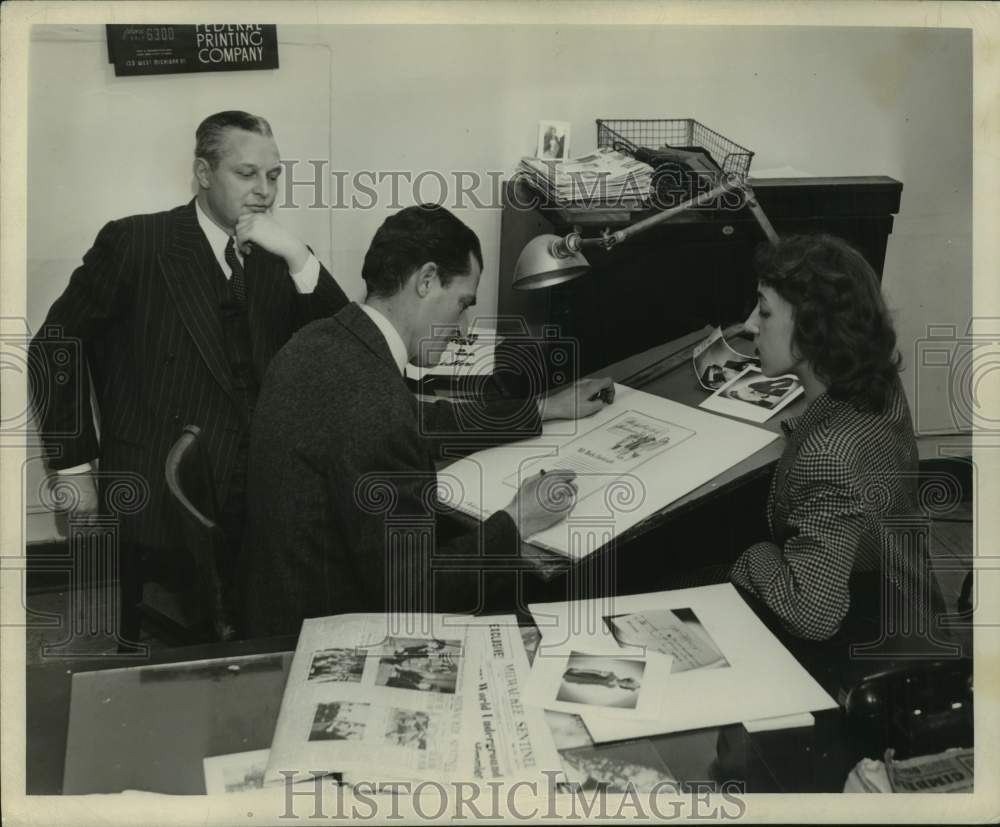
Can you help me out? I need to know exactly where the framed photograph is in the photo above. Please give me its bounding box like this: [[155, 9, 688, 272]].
[[537, 120, 570, 160]]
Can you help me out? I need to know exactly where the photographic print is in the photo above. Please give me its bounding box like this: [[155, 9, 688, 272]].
[[384, 708, 430, 750], [556, 652, 646, 710], [559, 739, 677, 793], [537, 120, 570, 160], [308, 701, 369, 742], [544, 710, 594, 750], [307, 647, 367, 683], [202, 748, 269, 794], [700, 367, 804, 423], [605, 608, 730, 673]]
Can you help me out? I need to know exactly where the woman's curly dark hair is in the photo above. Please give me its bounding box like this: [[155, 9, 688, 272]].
[[754, 234, 901, 412]]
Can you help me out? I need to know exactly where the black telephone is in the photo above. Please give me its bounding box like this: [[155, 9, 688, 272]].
[[843, 659, 973, 760]]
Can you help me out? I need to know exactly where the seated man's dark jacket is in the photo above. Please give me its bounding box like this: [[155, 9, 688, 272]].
[[241, 303, 543, 636]]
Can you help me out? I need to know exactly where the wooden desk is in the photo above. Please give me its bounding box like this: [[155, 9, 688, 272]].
[[26, 636, 852, 796]]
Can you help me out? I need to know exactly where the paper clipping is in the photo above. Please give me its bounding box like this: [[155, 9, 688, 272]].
[[692, 325, 759, 391], [605, 608, 730, 673], [699, 366, 803, 423]]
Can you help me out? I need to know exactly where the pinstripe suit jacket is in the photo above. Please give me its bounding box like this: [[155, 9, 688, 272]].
[[30, 200, 348, 548], [241, 303, 543, 637], [729, 381, 922, 641]]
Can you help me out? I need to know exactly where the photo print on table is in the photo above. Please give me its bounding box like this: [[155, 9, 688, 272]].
[[308, 701, 369, 742], [604, 608, 730, 673], [723, 372, 798, 410], [699, 366, 803, 423], [556, 653, 646, 710], [307, 648, 367, 683]]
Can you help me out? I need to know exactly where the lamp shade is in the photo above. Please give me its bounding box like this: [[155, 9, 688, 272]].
[[512, 234, 590, 290]]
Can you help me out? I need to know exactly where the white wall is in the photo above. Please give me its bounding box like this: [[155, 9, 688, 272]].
[[25, 23, 972, 540]]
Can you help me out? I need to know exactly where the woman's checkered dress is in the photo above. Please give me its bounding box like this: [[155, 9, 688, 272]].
[[730, 380, 922, 641]]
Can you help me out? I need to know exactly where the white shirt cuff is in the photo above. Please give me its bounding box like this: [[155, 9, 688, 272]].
[[57, 462, 93, 475], [290, 254, 321, 294]]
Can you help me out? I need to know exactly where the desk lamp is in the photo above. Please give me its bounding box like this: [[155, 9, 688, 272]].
[[511, 175, 779, 290]]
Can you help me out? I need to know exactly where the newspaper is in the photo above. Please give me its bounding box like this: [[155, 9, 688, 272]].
[[884, 747, 974, 793], [264, 614, 483, 785], [275, 614, 562, 789], [471, 617, 562, 783], [517, 147, 653, 204]]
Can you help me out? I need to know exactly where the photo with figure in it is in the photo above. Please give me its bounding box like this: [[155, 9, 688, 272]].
[[308, 702, 369, 742], [374, 636, 462, 693], [384, 709, 430, 750], [307, 648, 367, 683], [722, 372, 798, 410], [556, 653, 645, 710]]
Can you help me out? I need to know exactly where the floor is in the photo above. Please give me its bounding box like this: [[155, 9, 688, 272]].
[[24, 505, 974, 667]]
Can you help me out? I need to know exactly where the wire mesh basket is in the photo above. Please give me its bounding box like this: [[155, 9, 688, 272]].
[[597, 118, 754, 179]]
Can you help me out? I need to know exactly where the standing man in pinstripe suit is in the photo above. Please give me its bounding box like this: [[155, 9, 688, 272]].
[[30, 111, 349, 642]]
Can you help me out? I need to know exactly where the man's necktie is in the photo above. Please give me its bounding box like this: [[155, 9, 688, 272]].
[[224, 237, 247, 304]]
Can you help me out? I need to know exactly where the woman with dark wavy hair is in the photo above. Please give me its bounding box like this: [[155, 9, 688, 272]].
[[728, 233, 929, 642]]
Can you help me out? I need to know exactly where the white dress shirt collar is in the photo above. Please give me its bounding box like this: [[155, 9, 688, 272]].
[[195, 198, 241, 277], [359, 303, 409, 376]]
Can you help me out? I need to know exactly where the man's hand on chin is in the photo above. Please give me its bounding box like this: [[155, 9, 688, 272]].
[[235, 211, 309, 272], [537, 377, 615, 422]]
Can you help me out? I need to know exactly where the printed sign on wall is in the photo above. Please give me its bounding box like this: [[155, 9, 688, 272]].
[[106, 25, 279, 76]]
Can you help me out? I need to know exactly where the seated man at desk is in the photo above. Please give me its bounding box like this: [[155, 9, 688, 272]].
[[241, 204, 613, 636], [728, 234, 938, 642]]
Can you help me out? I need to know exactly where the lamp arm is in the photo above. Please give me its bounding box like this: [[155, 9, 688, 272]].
[[568, 177, 778, 250], [741, 183, 780, 245]]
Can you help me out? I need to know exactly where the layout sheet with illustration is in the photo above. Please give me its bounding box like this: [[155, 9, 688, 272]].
[[528, 584, 837, 740], [502, 410, 694, 501], [439, 384, 779, 558]]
